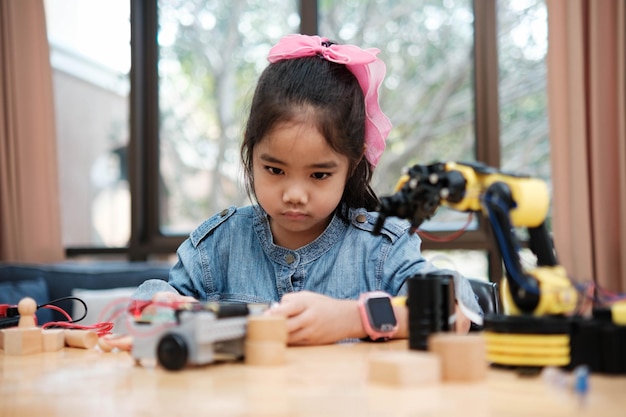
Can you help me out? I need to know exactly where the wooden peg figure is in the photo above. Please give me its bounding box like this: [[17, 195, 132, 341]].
[[2, 297, 43, 355], [18, 297, 38, 328]]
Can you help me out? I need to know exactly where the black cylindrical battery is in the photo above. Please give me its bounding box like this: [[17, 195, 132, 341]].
[[407, 274, 456, 350]]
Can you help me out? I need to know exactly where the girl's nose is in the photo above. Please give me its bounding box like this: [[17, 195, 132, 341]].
[[282, 182, 308, 205]]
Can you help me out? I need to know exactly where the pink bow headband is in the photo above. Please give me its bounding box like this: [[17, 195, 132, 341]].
[[267, 34, 392, 167]]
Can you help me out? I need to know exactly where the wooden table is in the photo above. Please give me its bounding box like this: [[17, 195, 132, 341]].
[[1, 339, 625, 416]]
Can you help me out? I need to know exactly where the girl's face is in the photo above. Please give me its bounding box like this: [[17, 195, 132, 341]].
[[252, 121, 350, 249]]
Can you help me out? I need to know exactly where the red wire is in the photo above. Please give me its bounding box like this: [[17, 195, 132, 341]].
[[35, 297, 199, 340], [41, 304, 73, 321], [417, 212, 474, 243], [40, 301, 114, 336], [42, 321, 114, 337]]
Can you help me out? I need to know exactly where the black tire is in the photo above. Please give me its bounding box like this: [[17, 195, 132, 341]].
[[157, 333, 188, 371]]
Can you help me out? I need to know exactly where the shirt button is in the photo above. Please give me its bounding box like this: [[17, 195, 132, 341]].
[[220, 208, 229, 216], [356, 214, 367, 223], [285, 254, 296, 264]]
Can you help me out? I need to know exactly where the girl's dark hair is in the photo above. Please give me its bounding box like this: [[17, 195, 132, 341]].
[[241, 54, 379, 218]]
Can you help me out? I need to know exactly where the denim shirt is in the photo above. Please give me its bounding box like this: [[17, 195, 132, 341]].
[[134, 205, 481, 315]]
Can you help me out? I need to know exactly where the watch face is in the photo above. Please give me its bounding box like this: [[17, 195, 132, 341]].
[[367, 297, 397, 330]]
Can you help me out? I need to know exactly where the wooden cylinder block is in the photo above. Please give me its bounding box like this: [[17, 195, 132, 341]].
[[247, 315, 287, 343], [64, 330, 98, 349], [245, 341, 286, 366]]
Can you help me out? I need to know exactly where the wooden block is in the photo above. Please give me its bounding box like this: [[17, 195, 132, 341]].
[[97, 334, 133, 352], [98, 336, 115, 352], [42, 329, 65, 352], [428, 333, 487, 382], [2, 327, 42, 355], [245, 341, 286, 366], [247, 315, 287, 343], [368, 351, 441, 386], [64, 330, 98, 349]]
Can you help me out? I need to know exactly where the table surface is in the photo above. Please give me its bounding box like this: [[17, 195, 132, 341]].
[[1, 339, 625, 417]]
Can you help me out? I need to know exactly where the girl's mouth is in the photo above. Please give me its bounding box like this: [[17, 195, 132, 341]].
[[283, 211, 307, 220]]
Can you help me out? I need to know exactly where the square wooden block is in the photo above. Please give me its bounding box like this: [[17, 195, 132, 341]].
[[368, 351, 441, 386], [2, 327, 43, 355], [42, 329, 65, 352], [428, 333, 487, 382]]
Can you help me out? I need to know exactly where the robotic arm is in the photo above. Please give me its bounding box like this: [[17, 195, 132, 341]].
[[373, 161, 577, 317], [373, 161, 626, 372]]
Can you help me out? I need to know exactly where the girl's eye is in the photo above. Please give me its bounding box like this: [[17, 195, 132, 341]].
[[265, 166, 284, 175], [312, 172, 330, 180]]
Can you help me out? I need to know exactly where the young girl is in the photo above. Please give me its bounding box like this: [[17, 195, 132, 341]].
[[134, 34, 481, 345]]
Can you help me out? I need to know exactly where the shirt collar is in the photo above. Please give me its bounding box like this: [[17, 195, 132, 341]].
[[252, 205, 348, 266]]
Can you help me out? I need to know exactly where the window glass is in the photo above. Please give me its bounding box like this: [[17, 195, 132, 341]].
[[45, 0, 131, 247], [320, 0, 476, 232], [319, 0, 475, 191], [497, 1, 549, 181], [157, 0, 299, 234]]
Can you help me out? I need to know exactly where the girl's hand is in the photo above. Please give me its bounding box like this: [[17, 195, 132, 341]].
[[152, 291, 197, 304], [266, 291, 471, 344], [455, 304, 471, 334], [267, 291, 363, 345]]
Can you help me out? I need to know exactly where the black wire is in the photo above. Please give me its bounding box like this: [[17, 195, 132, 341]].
[[38, 296, 88, 323]]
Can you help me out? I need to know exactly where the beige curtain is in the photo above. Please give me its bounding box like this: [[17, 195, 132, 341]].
[[0, 0, 64, 262], [547, 0, 626, 292]]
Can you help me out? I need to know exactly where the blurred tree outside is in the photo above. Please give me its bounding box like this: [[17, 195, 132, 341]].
[[157, 0, 549, 235], [497, 0, 549, 179]]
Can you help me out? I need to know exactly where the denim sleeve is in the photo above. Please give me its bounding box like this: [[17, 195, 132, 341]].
[[450, 269, 484, 318], [167, 237, 209, 300], [381, 230, 428, 296], [131, 237, 208, 301], [381, 229, 483, 319], [131, 278, 179, 300]]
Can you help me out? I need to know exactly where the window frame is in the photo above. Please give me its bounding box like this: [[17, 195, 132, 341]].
[[66, 0, 505, 282]]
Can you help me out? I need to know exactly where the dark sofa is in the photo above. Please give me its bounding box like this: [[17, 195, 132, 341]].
[[0, 261, 170, 325], [0, 261, 500, 330]]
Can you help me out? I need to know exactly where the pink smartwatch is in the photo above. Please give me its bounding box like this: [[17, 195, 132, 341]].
[[358, 291, 398, 341]]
